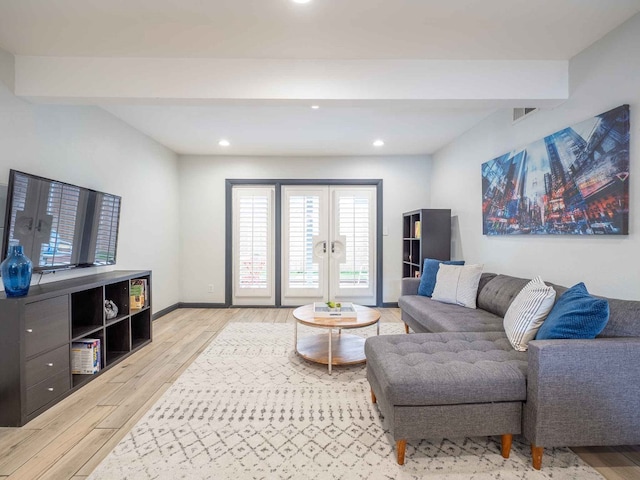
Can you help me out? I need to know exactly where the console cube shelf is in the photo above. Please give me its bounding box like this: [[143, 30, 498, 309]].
[[0, 270, 152, 427]]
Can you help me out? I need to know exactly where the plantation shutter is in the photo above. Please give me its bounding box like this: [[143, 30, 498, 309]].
[[232, 186, 275, 304], [287, 194, 320, 289], [337, 193, 371, 289]]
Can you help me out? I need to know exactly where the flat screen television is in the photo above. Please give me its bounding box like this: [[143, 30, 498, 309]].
[[1, 170, 121, 272]]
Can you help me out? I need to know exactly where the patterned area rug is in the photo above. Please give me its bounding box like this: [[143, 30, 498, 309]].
[[88, 323, 602, 480]]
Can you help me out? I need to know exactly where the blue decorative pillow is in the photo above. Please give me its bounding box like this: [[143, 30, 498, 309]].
[[535, 282, 609, 340], [417, 258, 465, 297]]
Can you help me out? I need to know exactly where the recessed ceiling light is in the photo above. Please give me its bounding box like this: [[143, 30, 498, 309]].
[[373, 139, 385, 147], [311, 105, 320, 109], [292, 0, 312, 3], [218, 139, 230, 147]]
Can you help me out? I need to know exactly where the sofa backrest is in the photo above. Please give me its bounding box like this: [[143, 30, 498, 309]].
[[477, 274, 529, 318], [477, 273, 640, 338], [598, 298, 640, 337]]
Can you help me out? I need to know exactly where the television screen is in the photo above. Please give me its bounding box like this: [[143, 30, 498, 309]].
[[1, 170, 121, 272]]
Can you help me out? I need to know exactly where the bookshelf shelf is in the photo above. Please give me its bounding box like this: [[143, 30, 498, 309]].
[[106, 313, 129, 327], [71, 324, 104, 341]]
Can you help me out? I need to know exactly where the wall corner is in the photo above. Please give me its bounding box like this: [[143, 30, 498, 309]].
[[0, 48, 15, 93]]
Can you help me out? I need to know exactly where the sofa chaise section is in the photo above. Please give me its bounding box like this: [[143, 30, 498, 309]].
[[365, 331, 527, 464]]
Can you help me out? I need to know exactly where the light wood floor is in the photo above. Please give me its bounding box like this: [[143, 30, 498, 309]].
[[0, 307, 638, 479]]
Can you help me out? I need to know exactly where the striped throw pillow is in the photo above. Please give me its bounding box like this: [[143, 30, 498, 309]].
[[503, 276, 556, 351], [432, 264, 484, 309]]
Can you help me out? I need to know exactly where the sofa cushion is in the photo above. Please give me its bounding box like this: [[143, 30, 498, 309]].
[[503, 276, 556, 351], [600, 297, 640, 337], [477, 272, 498, 296], [418, 258, 465, 297], [432, 264, 484, 309], [365, 332, 527, 406], [477, 274, 530, 317], [398, 295, 504, 333], [536, 283, 609, 340], [547, 284, 640, 338]]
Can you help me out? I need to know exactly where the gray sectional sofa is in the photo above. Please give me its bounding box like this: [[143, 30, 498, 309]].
[[365, 273, 640, 469]]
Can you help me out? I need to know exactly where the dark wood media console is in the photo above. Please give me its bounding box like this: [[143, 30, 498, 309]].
[[0, 270, 152, 426]]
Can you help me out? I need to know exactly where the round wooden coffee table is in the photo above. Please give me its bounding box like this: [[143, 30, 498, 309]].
[[292, 304, 381, 374]]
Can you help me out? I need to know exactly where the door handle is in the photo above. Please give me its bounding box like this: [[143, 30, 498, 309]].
[[322, 241, 327, 253], [331, 241, 335, 253]]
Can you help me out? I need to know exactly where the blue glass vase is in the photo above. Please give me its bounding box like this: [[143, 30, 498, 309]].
[[1, 245, 33, 297]]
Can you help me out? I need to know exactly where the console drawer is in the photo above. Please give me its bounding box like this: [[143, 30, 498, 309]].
[[25, 345, 69, 388], [26, 369, 71, 415], [25, 296, 69, 358]]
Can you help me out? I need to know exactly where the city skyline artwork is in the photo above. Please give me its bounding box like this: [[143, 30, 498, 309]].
[[482, 104, 629, 235]]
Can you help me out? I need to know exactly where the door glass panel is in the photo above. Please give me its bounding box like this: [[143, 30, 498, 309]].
[[288, 195, 320, 289], [338, 195, 370, 289]]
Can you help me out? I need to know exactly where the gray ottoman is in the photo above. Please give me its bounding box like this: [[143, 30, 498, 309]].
[[365, 332, 528, 464]]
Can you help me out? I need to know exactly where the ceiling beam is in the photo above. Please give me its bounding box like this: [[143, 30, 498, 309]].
[[14, 56, 568, 105]]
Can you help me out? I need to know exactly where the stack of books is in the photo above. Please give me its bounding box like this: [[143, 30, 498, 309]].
[[130, 278, 148, 310], [71, 339, 101, 374]]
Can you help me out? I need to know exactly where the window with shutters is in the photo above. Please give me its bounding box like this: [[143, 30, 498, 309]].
[[288, 195, 320, 289], [338, 195, 370, 288], [233, 186, 274, 302]]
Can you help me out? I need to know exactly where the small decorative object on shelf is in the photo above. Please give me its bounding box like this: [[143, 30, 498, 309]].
[[414, 221, 421, 238], [314, 301, 358, 318], [1, 245, 33, 297], [104, 299, 118, 319]]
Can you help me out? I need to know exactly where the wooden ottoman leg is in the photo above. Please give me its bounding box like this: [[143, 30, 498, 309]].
[[371, 389, 377, 403], [396, 439, 407, 465], [501, 434, 513, 458], [404, 323, 409, 334], [531, 445, 543, 470]]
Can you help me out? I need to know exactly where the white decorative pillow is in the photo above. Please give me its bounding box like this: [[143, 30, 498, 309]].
[[503, 276, 557, 351], [431, 264, 484, 309]]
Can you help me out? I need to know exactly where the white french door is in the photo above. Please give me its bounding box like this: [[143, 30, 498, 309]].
[[232, 186, 275, 306], [282, 185, 376, 306]]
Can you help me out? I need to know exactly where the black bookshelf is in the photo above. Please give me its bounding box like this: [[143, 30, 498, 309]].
[[402, 209, 451, 278]]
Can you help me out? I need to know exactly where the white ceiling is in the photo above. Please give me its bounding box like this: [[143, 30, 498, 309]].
[[2, 0, 639, 156], [1, 0, 639, 59], [103, 102, 495, 156]]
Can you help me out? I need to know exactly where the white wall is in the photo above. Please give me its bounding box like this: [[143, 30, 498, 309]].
[[430, 14, 640, 300], [178, 155, 432, 304], [0, 49, 181, 312]]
